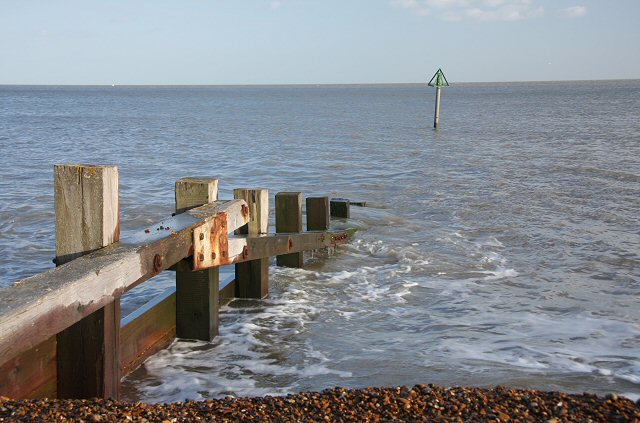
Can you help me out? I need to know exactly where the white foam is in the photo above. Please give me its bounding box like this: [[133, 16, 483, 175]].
[[482, 266, 519, 280], [484, 237, 504, 248], [124, 233, 639, 402], [618, 373, 640, 384]]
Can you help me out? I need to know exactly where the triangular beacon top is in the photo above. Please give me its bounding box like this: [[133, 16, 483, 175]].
[[428, 68, 449, 88]]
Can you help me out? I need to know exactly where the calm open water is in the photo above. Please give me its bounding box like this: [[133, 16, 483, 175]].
[[0, 81, 639, 402]]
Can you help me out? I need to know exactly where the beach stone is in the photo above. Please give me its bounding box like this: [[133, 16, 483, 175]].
[[0, 384, 638, 422]]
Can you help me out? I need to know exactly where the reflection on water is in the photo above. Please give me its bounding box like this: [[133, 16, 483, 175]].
[[1, 82, 639, 402]]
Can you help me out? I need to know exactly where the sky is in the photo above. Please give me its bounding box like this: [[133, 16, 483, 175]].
[[1, 0, 639, 85]]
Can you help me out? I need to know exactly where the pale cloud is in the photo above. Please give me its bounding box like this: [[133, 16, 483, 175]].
[[390, 0, 544, 21], [390, 0, 419, 7], [560, 5, 587, 18]]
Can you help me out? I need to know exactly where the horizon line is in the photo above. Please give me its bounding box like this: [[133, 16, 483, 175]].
[[1, 78, 639, 87]]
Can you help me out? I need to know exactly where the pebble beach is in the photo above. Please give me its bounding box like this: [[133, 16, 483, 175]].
[[2, 384, 639, 422]]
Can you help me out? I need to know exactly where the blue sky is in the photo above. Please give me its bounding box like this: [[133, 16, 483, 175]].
[[1, 0, 639, 84]]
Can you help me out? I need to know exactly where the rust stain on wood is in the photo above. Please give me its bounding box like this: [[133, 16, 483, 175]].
[[193, 212, 232, 270]]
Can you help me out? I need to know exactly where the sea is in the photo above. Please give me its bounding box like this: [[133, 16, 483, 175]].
[[0, 81, 638, 403]]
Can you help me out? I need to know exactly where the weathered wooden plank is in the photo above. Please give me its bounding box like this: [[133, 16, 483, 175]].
[[234, 188, 269, 299], [174, 229, 355, 270], [54, 164, 121, 399], [119, 288, 176, 376], [176, 178, 220, 341], [306, 197, 330, 231], [330, 198, 350, 219], [226, 230, 355, 265], [276, 192, 303, 268], [0, 199, 248, 368], [0, 336, 56, 399]]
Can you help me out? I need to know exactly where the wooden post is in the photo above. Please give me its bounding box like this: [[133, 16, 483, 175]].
[[54, 164, 120, 399], [275, 192, 303, 268], [175, 178, 220, 341], [234, 188, 269, 299], [330, 198, 350, 219], [175, 178, 218, 214], [306, 197, 330, 231]]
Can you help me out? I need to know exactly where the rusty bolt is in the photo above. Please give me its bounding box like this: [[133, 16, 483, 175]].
[[199, 232, 205, 241], [211, 252, 217, 260], [145, 229, 150, 234], [241, 204, 250, 218], [153, 254, 163, 272], [288, 239, 294, 250], [242, 245, 249, 258], [198, 253, 205, 262]]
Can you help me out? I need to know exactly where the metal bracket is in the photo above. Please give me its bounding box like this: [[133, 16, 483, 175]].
[[193, 212, 230, 270]]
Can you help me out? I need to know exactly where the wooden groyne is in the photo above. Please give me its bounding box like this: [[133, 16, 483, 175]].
[[0, 164, 355, 400]]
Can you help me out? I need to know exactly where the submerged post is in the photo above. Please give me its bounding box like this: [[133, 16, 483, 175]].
[[428, 68, 449, 129], [175, 178, 220, 341], [54, 164, 120, 399], [306, 197, 330, 231], [330, 198, 350, 219]]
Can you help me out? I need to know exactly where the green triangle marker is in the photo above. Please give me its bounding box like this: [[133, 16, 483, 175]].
[[428, 68, 449, 88]]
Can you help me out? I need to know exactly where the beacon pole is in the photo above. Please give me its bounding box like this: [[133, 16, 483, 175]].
[[428, 68, 449, 129], [434, 85, 442, 128]]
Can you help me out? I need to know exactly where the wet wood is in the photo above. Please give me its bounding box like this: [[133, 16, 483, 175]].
[[306, 197, 330, 231], [275, 192, 303, 268], [234, 188, 269, 299], [54, 164, 121, 399], [227, 230, 355, 264], [0, 200, 248, 370], [119, 288, 176, 376], [330, 198, 350, 219], [175, 178, 220, 341], [57, 304, 120, 399], [1, 165, 362, 400], [219, 278, 236, 303], [176, 268, 219, 341], [0, 336, 56, 399]]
